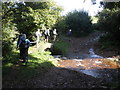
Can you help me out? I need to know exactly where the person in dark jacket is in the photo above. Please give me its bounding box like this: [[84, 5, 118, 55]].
[[17, 34, 30, 65], [44, 29, 50, 43], [67, 29, 72, 42]]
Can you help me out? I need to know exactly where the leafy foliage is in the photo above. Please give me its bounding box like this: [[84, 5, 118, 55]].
[[2, 2, 18, 57], [2, 1, 63, 57], [54, 16, 67, 35], [104, 2, 120, 10], [56, 10, 93, 37], [12, 1, 63, 40], [97, 2, 120, 48], [98, 5, 120, 42]]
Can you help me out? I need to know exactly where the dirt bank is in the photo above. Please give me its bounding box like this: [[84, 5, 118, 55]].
[[27, 67, 107, 88]]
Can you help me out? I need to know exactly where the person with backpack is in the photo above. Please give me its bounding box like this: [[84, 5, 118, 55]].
[[44, 28, 50, 43], [17, 34, 30, 65]]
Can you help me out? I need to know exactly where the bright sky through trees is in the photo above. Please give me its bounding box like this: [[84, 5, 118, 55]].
[[55, 0, 103, 16], [1, 0, 103, 16]]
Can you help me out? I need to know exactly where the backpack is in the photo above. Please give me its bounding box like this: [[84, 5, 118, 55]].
[[20, 40, 29, 48]]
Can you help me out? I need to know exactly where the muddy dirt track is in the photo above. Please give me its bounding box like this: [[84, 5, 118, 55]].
[[3, 32, 120, 88], [28, 31, 119, 88]]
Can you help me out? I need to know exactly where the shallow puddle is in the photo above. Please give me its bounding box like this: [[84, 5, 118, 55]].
[[56, 47, 120, 82], [58, 58, 120, 82]]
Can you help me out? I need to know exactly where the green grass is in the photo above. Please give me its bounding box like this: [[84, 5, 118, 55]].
[[50, 40, 69, 56], [2, 42, 58, 87]]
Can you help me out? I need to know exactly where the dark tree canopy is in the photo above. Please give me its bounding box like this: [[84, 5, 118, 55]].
[[97, 2, 120, 46], [2, 0, 63, 56]]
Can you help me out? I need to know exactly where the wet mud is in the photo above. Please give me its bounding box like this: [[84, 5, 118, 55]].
[[57, 32, 120, 82], [58, 58, 120, 82]]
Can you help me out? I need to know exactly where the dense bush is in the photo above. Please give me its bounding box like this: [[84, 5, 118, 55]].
[[97, 9, 120, 46], [50, 40, 69, 55], [2, 2, 18, 57], [2, 17, 18, 57], [55, 10, 93, 37], [96, 2, 120, 49], [54, 16, 67, 35], [2, 1, 63, 58], [12, 1, 63, 40], [65, 10, 93, 37]]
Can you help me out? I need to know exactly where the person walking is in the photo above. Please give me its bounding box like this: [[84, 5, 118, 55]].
[[67, 29, 72, 41], [53, 29, 58, 41], [35, 29, 42, 48], [44, 28, 50, 43], [17, 34, 30, 66]]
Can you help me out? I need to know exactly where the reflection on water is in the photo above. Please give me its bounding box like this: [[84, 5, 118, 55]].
[[57, 48, 120, 82], [76, 69, 116, 82], [58, 58, 120, 82]]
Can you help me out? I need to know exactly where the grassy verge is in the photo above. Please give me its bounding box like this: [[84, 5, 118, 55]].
[[2, 42, 58, 88], [50, 39, 69, 56]]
